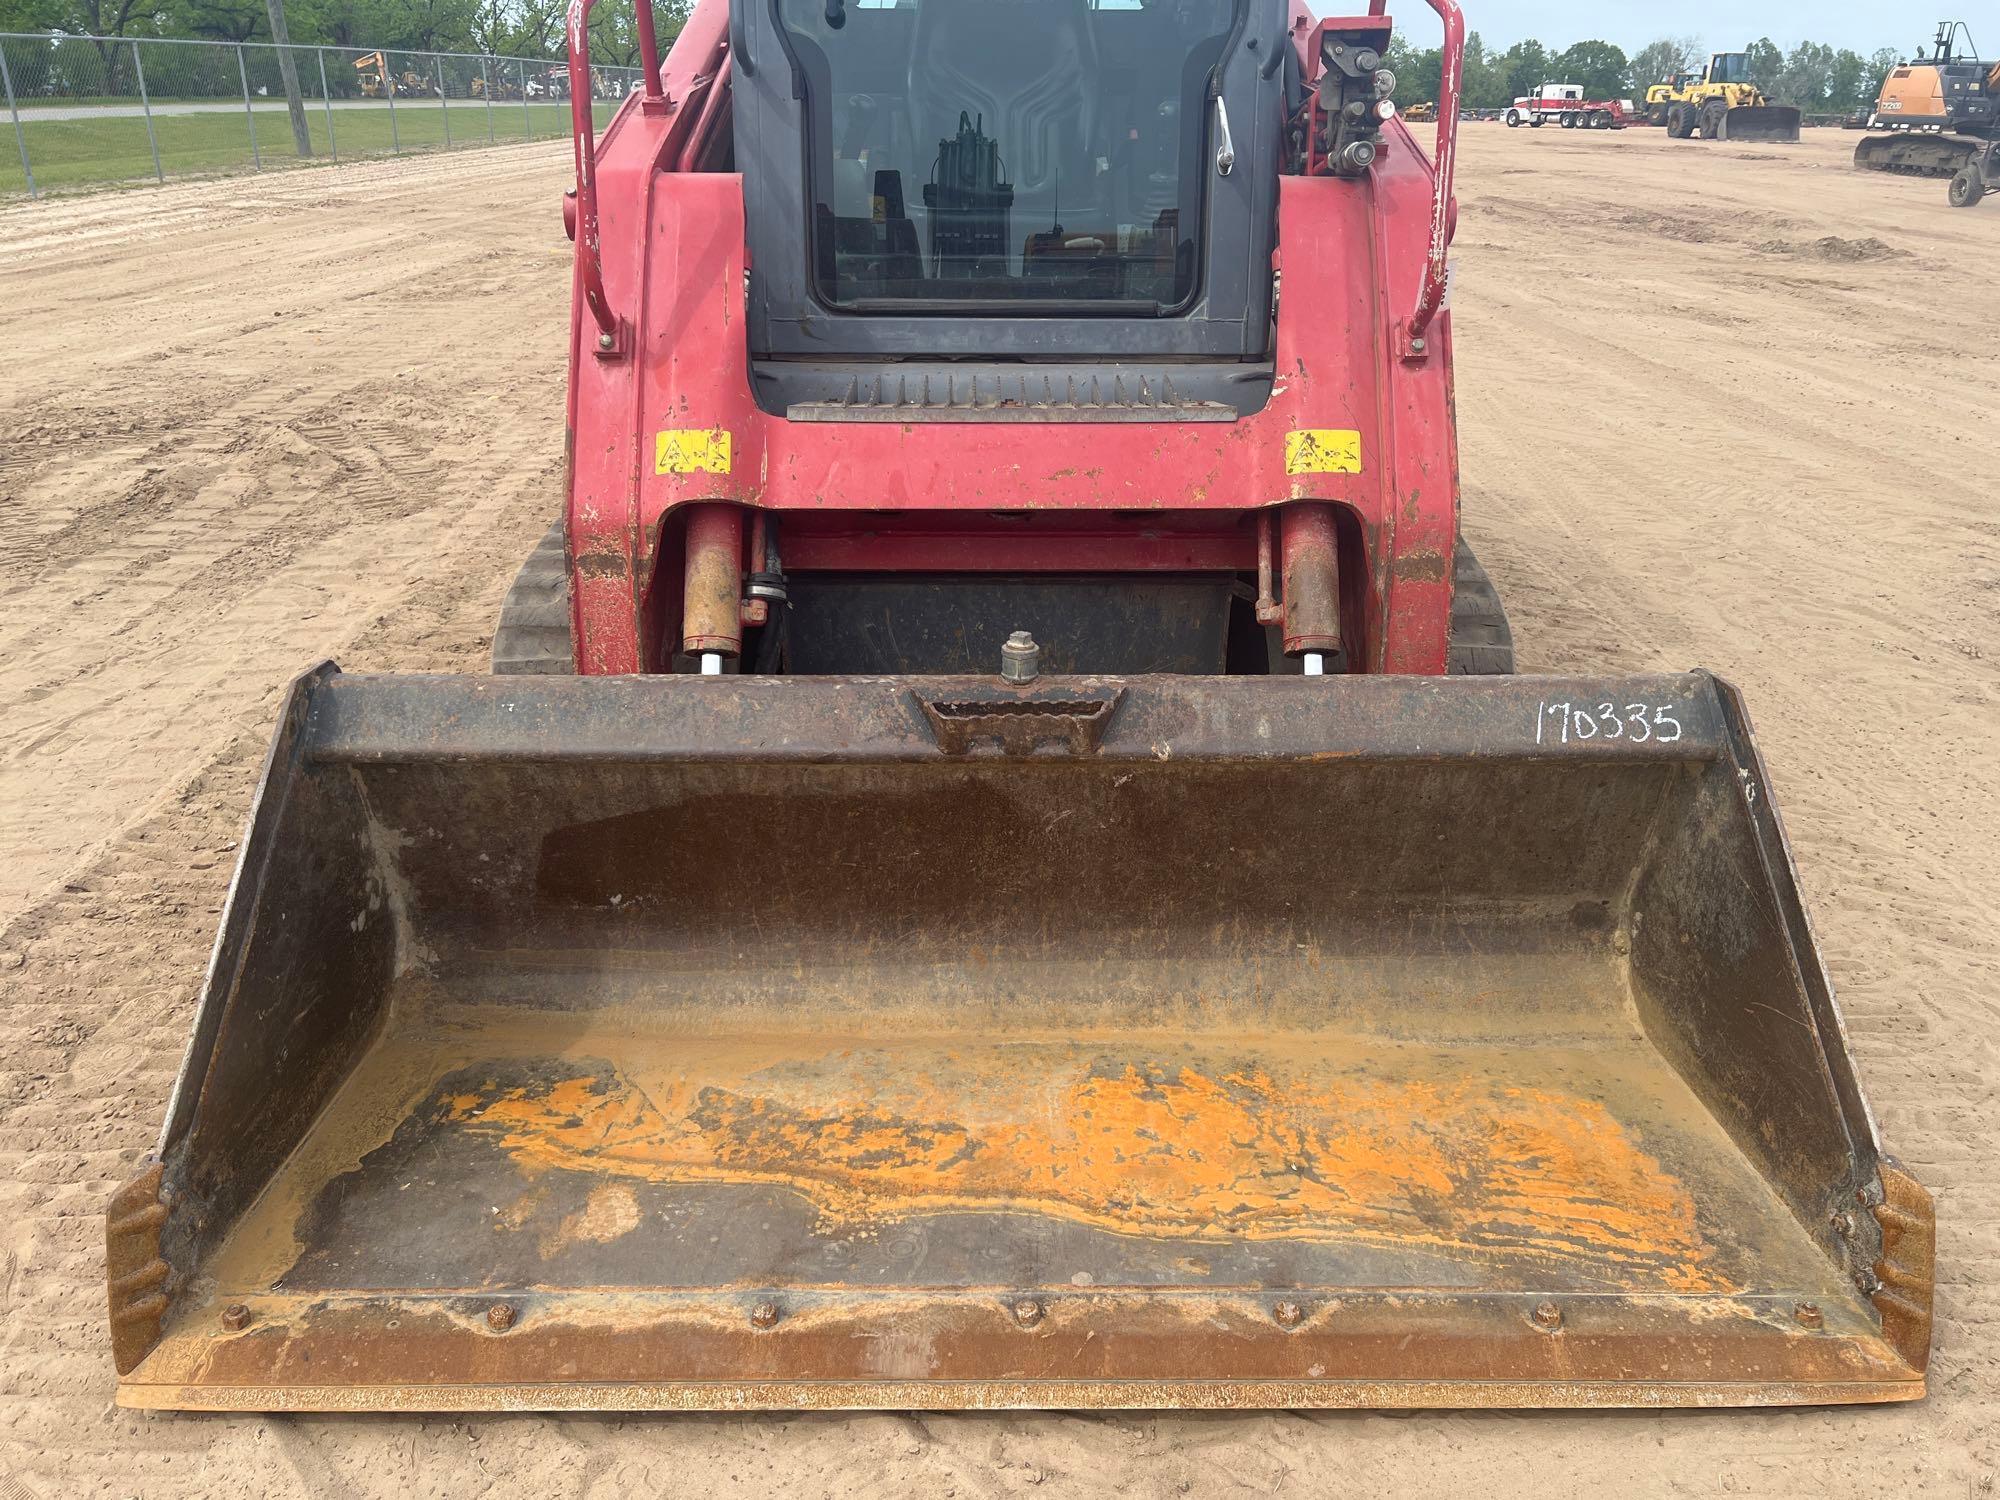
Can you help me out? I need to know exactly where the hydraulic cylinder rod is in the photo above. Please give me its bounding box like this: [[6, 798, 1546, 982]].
[[1281, 503, 1342, 671], [681, 504, 744, 672]]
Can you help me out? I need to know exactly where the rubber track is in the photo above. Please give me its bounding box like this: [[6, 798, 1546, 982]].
[[1854, 136, 1982, 179], [1448, 540, 1516, 676], [491, 519, 575, 674]]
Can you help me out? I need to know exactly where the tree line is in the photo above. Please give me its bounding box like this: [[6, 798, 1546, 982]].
[[1389, 33, 1912, 114], [0, 0, 685, 65], [0, 0, 1920, 107]]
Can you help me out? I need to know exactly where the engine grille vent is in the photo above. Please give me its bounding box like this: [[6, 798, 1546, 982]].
[[788, 371, 1238, 423]]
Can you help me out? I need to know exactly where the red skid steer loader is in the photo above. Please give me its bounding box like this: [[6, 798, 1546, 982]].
[[107, 0, 1934, 1411]]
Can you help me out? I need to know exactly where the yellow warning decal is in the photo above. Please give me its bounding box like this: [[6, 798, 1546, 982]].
[[1285, 429, 1363, 475], [655, 429, 732, 476]]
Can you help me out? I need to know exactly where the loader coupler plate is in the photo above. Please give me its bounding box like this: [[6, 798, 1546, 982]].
[[113, 669, 1933, 1409]]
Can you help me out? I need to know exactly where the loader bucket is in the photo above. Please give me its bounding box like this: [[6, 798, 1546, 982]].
[[108, 666, 1932, 1411], [1721, 105, 1802, 144]]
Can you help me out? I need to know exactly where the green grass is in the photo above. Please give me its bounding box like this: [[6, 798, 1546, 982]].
[[1, 99, 618, 196]]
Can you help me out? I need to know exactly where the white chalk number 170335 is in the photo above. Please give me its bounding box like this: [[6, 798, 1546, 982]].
[[1535, 700, 1682, 746]]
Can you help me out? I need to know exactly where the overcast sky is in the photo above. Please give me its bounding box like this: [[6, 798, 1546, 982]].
[[1392, 2, 1936, 57]]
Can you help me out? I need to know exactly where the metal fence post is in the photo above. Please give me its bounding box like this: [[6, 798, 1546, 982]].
[[519, 59, 531, 138], [1, 40, 34, 200], [318, 48, 337, 160], [131, 39, 164, 184], [385, 56, 399, 153], [481, 56, 493, 142], [437, 55, 450, 146], [237, 44, 261, 169]]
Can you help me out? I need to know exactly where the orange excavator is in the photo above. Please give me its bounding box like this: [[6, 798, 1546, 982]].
[[1854, 20, 1999, 196]]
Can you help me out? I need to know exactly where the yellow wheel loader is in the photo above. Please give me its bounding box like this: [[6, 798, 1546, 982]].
[[1661, 52, 1802, 143], [1642, 70, 1700, 126]]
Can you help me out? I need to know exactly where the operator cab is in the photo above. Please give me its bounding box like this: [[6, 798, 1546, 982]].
[[794, 0, 1228, 314], [1705, 53, 1752, 86], [731, 0, 1292, 416]]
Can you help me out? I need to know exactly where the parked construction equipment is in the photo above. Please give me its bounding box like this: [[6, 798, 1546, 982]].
[[1949, 138, 1997, 204], [1642, 70, 1702, 125], [1660, 52, 1802, 143], [351, 51, 391, 98], [1853, 22, 1998, 180], [526, 64, 573, 100], [353, 50, 437, 99], [106, 0, 1934, 1413]]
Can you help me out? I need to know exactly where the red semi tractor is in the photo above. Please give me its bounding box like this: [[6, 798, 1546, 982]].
[[1505, 82, 1641, 129]]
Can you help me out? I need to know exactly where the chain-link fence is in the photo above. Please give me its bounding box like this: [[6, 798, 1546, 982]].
[[2, 33, 642, 199]]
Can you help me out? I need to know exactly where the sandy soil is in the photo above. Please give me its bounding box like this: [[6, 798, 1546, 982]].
[[0, 127, 1995, 1496]]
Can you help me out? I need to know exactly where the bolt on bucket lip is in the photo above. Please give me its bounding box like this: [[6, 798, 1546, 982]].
[[118, 1281, 1924, 1411]]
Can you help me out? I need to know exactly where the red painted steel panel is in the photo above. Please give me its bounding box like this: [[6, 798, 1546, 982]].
[[563, 0, 1462, 675]]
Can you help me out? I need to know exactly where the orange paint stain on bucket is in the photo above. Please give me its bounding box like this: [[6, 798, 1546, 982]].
[[446, 1049, 1720, 1288]]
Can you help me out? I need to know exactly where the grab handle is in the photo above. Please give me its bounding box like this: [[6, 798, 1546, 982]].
[[566, 0, 665, 354], [1371, 0, 1462, 360]]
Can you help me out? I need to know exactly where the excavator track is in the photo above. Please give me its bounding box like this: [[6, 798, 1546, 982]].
[[1854, 132, 1986, 178]]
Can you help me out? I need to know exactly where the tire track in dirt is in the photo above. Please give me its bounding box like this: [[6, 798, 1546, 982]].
[[1, 148, 571, 1492], [1454, 131, 1999, 1494], [0, 153, 571, 919]]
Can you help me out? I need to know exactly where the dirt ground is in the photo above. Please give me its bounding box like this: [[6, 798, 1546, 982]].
[[0, 126, 1994, 1496]]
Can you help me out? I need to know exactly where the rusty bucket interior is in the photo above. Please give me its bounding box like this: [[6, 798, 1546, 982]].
[[108, 667, 1932, 1410]]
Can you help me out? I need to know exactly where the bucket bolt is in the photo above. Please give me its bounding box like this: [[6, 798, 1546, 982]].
[[486, 1302, 516, 1332], [220, 1303, 251, 1332], [1794, 1302, 1824, 1331], [1000, 631, 1041, 684], [750, 1299, 782, 1330], [1531, 1300, 1563, 1332], [1272, 1299, 1305, 1329], [1012, 1297, 1045, 1329]]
